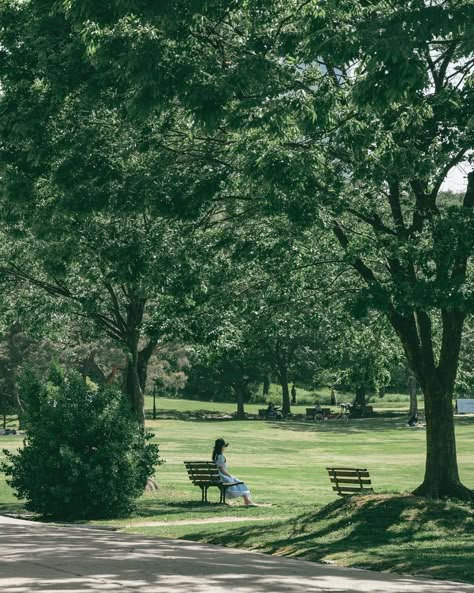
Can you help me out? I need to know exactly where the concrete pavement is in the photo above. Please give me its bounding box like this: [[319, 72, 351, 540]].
[[1, 515, 473, 593]]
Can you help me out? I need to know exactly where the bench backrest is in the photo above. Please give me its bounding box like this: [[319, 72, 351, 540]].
[[184, 461, 221, 485], [326, 467, 372, 496]]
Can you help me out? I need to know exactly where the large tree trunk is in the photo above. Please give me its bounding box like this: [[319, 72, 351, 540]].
[[137, 338, 158, 394], [390, 310, 473, 500], [353, 386, 367, 414], [413, 381, 470, 499], [121, 295, 157, 427], [123, 339, 157, 427], [124, 351, 145, 427]]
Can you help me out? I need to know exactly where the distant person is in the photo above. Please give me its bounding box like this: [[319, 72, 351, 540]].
[[291, 384, 297, 404], [330, 387, 337, 406], [212, 438, 257, 506], [266, 402, 282, 420]]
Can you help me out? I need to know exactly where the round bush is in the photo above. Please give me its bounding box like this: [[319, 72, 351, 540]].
[[2, 366, 160, 519]]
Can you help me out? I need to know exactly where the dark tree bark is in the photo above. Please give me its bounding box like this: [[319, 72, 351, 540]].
[[137, 338, 158, 394], [353, 386, 367, 413], [413, 381, 466, 498], [233, 383, 246, 419], [121, 294, 158, 427], [122, 338, 157, 427], [408, 375, 418, 417], [262, 374, 270, 396], [276, 362, 291, 416], [271, 341, 295, 416], [78, 350, 107, 384], [123, 352, 145, 426]]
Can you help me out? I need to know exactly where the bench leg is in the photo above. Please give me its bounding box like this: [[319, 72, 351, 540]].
[[219, 487, 226, 504]]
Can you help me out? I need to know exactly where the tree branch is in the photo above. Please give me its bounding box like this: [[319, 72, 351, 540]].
[[387, 179, 406, 234], [347, 207, 396, 236]]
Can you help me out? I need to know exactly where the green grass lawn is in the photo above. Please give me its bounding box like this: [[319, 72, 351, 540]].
[[145, 390, 424, 418], [1, 397, 473, 584]]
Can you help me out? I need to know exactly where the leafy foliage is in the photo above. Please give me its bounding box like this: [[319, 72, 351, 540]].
[[1, 366, 160, 519]]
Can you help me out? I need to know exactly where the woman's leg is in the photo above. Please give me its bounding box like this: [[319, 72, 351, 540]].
[[243, 494, 258, 505]]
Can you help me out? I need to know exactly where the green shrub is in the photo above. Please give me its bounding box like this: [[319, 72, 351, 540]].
[[1, 366, 160, 520]]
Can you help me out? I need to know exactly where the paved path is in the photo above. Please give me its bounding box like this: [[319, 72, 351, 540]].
[[1, 515, 473, 593]]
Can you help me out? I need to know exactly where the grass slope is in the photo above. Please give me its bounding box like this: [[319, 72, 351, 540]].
[[1, 398, 473, 583]]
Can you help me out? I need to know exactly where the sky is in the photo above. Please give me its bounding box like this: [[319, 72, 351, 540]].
[[441, 161, 472, 193]]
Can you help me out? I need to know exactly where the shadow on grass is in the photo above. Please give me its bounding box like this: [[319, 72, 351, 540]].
[[169, 494, 474, 584], [0, 500, 28, 515], [134, 499, 230, 518], [145, 410, 411, 433], [145, 409, 238, 421], [267, 414, 474, 434]]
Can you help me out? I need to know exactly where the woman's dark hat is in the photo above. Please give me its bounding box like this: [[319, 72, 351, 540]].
[[215, 438, 229, 447]]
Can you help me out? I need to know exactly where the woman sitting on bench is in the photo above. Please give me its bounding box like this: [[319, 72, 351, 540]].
[[212, 438, 257, 506]]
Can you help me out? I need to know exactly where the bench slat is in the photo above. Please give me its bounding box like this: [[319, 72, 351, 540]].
[[329, 477, 371, 485], [184, 463, 216, 469], [332, 486, 373, 493], [327, 470, 370, 478], [326, 467, 369, 472]]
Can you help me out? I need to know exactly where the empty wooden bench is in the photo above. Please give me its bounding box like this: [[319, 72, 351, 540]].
[[184, 461, 243, 504], [326, 467, 373, 496]]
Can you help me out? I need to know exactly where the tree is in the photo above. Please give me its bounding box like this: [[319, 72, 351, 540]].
[[1, 366, 160, 519], [0, 2, 231, 424], [3, 0, 473, 498], [185, 304, 264, 418], [336, 320, 397, 415], [219, 1, 474, 499], [0, 83, 218, 425]]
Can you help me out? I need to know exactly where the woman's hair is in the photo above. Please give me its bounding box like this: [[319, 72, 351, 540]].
[[212, 438, 228, 462]]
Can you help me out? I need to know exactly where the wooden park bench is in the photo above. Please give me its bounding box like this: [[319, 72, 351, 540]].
[[326, 467, 373, 496], [184, 461, 243, 504]]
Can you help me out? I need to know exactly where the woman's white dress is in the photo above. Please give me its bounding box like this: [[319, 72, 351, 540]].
[[214, 454, 250, 499]]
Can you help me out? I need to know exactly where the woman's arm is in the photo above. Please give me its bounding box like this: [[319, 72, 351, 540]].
[[217, 465, 232, 478], [215, 455, 232, 477]]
